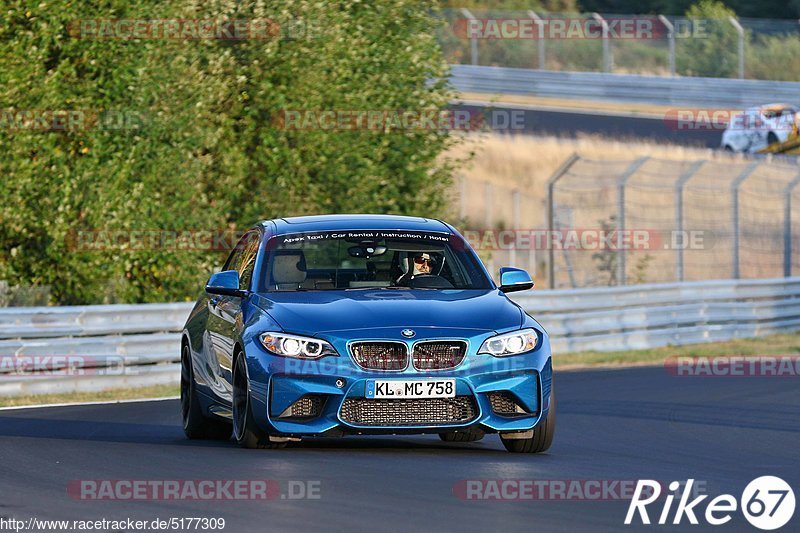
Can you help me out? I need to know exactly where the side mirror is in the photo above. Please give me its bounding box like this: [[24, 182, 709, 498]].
[[206, 270, 248, 298], [498, 267, 534, 293]]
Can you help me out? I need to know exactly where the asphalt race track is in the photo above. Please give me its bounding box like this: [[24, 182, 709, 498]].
[[452, 102, 722, 148], [1, 367, 797, 532]]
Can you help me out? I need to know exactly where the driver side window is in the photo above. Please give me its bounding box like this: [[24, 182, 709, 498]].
[[224, 230, 261, 290]]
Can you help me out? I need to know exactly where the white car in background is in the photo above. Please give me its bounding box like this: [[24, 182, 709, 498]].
[[721, 103, 799, 153]]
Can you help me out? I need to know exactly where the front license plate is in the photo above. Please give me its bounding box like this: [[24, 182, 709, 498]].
[[365, 379, 456, 399]]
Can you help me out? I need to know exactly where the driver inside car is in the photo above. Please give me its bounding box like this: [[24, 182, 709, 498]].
[[412, 253, 433, 276]]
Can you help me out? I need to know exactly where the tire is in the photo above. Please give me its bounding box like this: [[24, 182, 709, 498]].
[[767, 132, 779, 146], [181, 343, 231, 440], [232, 351, 286, 449], [501, 382, 556, 453], [439, 427, 485, 442]]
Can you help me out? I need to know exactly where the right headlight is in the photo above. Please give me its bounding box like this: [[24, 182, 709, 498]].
[[260, 332, 338, 359], [478, 328, 539, 357]]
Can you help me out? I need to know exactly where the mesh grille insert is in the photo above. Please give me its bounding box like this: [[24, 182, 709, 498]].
[[412, 341, 467, 370], [350, 342, 408, 371], [340, 396, 477, 426], [277, 395, 324, 419], [488, 391, 530, 416]]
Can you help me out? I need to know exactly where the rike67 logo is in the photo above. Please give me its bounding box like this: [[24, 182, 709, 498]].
[[626, 477, 795, 530]]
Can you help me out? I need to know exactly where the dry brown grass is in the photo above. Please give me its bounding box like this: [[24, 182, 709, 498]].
[[442, 134, 792, 284], [456, 92, 716, 116], [0, 384, 178, 408], [446, 133, 726, 198]]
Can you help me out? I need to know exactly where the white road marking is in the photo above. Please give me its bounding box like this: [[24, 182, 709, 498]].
[[0, 396, 179, 411]]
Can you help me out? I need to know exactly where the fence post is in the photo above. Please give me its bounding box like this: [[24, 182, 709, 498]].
[[592, 13, 613, 73], [528, 10, 546, 69], [484, 182, 493, 230], [731, 161, 760, 279], [547, 153, 580, 289], [729, 16, 745, 79], [461, 9, 479, 66], [528, 195, 537, 277], [675, 160, 705, 281], [784, 172, 800, 277], [459, 175, 467, 222], [658, 15, 676, 76], [511, 190, 520, 267], [616, 158, 649, 286]]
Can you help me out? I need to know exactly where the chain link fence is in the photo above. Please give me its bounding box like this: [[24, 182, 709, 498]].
[[439, 9, 800, 81], [455, 155, 800, 289]]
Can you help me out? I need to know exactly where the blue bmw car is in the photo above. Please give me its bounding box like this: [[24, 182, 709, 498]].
[[181, 215, 554, 453]]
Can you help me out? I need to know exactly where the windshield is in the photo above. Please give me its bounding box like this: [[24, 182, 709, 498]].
[[258, 230, 492, 292]]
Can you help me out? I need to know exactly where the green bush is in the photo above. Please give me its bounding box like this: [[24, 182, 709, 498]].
[[746, 34, 800, 81], [0, 0, 459, 305], [675, 1, 740, 78]]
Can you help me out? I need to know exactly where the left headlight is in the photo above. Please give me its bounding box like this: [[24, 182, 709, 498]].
[[478, 328, 539, 357], [260, 332, 338, 359]]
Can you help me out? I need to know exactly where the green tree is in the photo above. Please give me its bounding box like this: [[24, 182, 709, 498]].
[[676, 0, 740, 78], [0, 0, 459, 304]]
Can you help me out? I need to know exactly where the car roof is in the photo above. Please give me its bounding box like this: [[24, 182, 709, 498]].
[[259, 214, 453, 235]]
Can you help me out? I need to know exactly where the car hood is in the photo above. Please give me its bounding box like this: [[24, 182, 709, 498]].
[[251, 289, 523, 336]]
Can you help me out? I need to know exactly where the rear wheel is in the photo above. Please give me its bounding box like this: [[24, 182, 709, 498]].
[[439, 427, 485, 442], [501, 383, 556, 453], [232, 352, 286, 449], [181, 344, 231, 440]]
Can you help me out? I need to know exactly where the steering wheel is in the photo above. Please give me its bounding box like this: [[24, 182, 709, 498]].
[[408, 274, 454, 289]]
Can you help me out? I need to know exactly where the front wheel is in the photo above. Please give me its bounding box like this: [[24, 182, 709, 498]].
[[501, 384, 556, 453], [232, 352, 286, 449]]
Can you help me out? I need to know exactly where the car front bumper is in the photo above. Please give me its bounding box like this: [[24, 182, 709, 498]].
[[243, 331, 553, 437]]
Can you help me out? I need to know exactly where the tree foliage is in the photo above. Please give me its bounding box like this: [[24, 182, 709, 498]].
[[675, 0, 739, 78], [0, 0, 458, 304]]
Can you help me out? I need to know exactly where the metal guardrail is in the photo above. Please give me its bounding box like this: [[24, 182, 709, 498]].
[[2, 278, 800, 396], [450, 64, 800, 108], [513, 277, 800, 352], [0, 303, 192, 397]]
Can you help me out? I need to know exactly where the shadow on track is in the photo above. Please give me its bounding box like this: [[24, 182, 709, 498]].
[[0, 414, 524, 455]]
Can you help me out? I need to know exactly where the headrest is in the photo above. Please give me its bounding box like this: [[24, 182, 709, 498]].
[[272, 252, 307, 284]]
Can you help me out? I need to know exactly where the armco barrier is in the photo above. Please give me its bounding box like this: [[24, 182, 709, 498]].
[[450, 64, 800, 108], [2, 277, 800, 397], [0, 302, 192, 397], [515, 277, 800, 352]]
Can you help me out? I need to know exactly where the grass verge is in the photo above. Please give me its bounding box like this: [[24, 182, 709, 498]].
[[555, 332, 800, 370], [0, 383, 179, 408], [456, 91, 733, 117]]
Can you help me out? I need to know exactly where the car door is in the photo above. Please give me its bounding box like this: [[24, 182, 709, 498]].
[[206, 229, 261, 401], [748, 110, 768, 152]]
